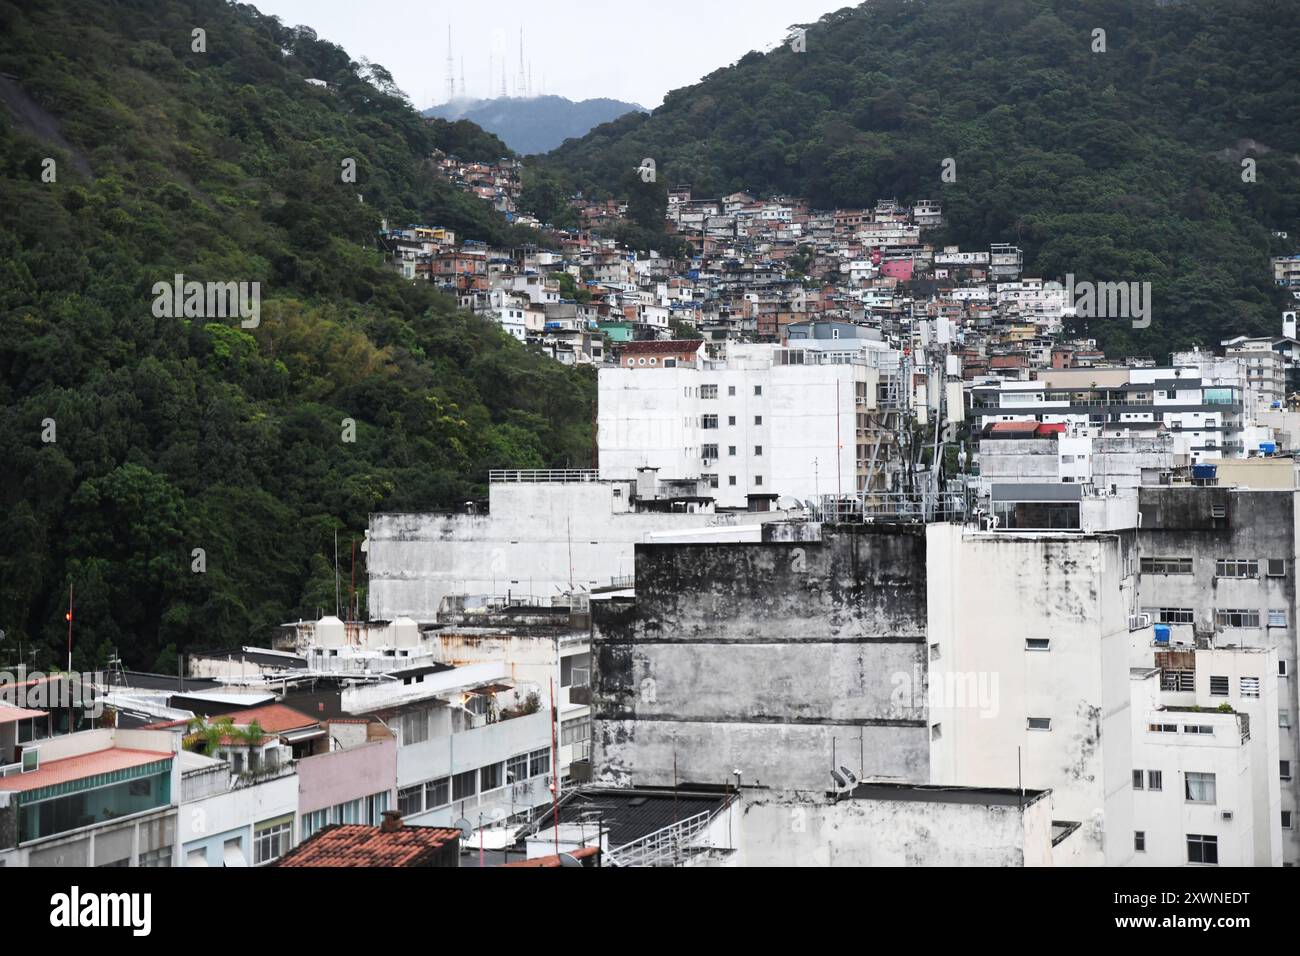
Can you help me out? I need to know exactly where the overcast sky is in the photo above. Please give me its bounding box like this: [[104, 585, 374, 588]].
[[250, 0, 849, 110]]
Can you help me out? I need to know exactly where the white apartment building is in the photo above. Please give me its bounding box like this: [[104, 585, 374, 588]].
[[599, 343, 896, 507], [1128, 645, 1283, 867], [973, 366, 1247, 462]]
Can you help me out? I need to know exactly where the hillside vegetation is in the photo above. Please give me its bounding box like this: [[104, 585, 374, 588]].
[[540, 0, 1300, 355], [0, 0, 593, 668]]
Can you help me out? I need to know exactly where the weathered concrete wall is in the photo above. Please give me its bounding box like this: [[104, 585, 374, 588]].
[[926, 524, 1136, 866], [735, 787, 1052, 866], [368, 482, 797, 621], [591, 526, 929, 791]]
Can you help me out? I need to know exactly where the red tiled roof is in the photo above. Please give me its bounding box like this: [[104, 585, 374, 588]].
[[500, 845, 601, 868], [619, 340, 703, 355], [988, 421, 1041, 434], [0, 704, 48, 723], [210, 703, 321, 734], [0, 747, 172, 792], [274, 824, 461, 868]]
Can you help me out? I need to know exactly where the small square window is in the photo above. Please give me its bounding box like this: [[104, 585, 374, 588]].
[[1025, 638, 1050, 651], [754, 386, 763, 396], [1027, 717, 1051, 731], [728, 386, 736, 396], [1132, 770, 1144, 790], [728, 476, 736, 486], [1134, 831, 1146, 852], [1209, 675, 1230, 696], [1148, 770, 1162, 791], [754, 415, 763, 426]]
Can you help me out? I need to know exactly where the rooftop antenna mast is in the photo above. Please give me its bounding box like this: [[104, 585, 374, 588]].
[[445, 25, 455, 102], [516, 27, 526, 97]]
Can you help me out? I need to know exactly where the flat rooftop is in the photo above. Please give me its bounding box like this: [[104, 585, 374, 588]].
[[849, 782, 1049, 808]]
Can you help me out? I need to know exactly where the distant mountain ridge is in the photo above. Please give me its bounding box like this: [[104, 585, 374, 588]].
[[424, 94, 646, 155]]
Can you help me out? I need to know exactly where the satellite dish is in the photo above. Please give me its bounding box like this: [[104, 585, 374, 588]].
[[830, 769, 851, 793], [559, 852, 584, 868], [452, 817, 474, 842], [839, 766, 859, 788]]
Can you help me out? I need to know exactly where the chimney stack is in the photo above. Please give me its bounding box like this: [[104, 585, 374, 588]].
[[381, 810, 404, 833]]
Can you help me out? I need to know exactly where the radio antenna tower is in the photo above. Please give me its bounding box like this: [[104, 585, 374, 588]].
[[516, 27, 527, 97], [445, 25, 455, 101]]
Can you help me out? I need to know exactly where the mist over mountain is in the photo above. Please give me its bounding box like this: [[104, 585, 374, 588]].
[[425, 94, 647, 155]]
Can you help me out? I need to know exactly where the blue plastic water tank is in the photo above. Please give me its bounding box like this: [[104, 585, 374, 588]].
[[1154, 624, 1171, 645], [1192, 463, 1217, 480]]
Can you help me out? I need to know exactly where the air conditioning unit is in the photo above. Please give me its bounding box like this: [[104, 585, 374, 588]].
[[702, 459, 714, 467], [1128, 612, 1153, 631]]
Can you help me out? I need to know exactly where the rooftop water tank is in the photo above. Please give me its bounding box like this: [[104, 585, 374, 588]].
[[315, 615, 346, 648], [1153, 624, 1171, 645], [1192, 463, 1217, 481]]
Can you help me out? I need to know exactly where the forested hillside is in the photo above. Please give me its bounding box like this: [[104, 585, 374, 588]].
[[540, 0, 1300, 355], [0, 0, 593, 669]]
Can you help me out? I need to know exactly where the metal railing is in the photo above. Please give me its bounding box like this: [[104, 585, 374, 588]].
[[606, 808, 714, 867], [489, 469, 600, 483], [809, 490, 970, 524]]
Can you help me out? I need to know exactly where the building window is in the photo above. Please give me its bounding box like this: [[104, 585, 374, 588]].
[[1186, 834, 1218, 865], [754, 385, 763, 396], [1148, 770, 1163, 791], [399, 710, 429, 746], [1161, 670, 1194, 692], [1149, 607, 1194, 625], [929, 643, 940, 661], [1134, 831, 1146, 852], [1215, 608, 1260, 628], [398, 784, 424, 817], [138, 846, 172, 868], [754, 475, 763, 486], [701, 444, 719, 459], [1185, 772, 1217, 804], [480, 762, 504, 793], [728, 446, 736, 456], [1215, 558, 1258, 578], [1282, 661, 1290, 678], [754, 415, 763, 425], [1209, 675, 1230, 696], [529, 748, 551, 778], [1141, 557, 1193, 574], [728, 476, 737, 486], [1026, 717, 1052, 731], [1148, 723, 1178, 733], [931, 723, 942, 741], [506, 753, 529, 784], [728, 386, 736, 396], [754, 445, 763, 456], [1269, 609, 1287, 628], [452, 769, 477, 802], [701, 384, 718, 400], [1025, 638, 1050, 651], [1240, 676, 1261, 698], [701, 415, 718, 429], [254, 816, 294, 865], [1183, 725, 1214, 735], [728, 415, 736, 426], [1132, 770, 1144, 790], [1267, 559, 1286, 577], [1283, 761, 1293, 782], [1284, 811, 1294, 830]]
